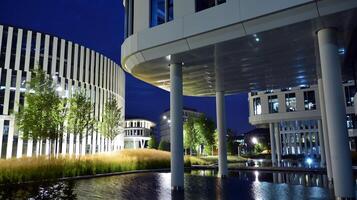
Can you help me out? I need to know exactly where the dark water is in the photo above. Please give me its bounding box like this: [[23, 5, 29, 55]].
[[0, 170, 333, 200]]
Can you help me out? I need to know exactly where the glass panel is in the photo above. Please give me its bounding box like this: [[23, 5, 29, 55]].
[[268, 95, 279, 113], [150, 0, 166, 27], [345, 85, 356, 107], [253, 97, 261, 115], [304, 91, 316, 110], [196, 0, 216, 12], [168, 0, 173, 21], [285, 93, 296, 112]]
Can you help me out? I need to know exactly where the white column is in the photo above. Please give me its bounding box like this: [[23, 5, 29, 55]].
[[269, 123, 276, 166], [274, 123, 282, 167], [216, 91, 228, 177], [75, 135, 80, 157], [6, 120, 15, 159], [170, 63, 184, 190], [69, 134, 74, 157], [81, 134, 86, 156], [133, 138, 137, 149], [308, 132, 313, 155], [92, 131, 96, 154], [0, 119, 4, 158], [27, 139, 33, 157], [45, 139, 50, 156], [318, 78, 333, 180], [318, 28, 354, 198]]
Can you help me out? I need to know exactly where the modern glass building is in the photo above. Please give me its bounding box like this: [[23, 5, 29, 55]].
[[124, 118, 156, 149], [0, 24, 125, 159], [121, 0, 357, 198]]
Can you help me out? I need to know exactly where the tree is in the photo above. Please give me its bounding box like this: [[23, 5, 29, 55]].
[[227, 129, 235, 155], [158, 140, 170, 151], [195, 115, 215, 155], [67, 90, 95, 155], [16, 68, 63, 157], [100, 98, 123, 151], [184, 114, 199, 155], [148, 135, 157, 149]]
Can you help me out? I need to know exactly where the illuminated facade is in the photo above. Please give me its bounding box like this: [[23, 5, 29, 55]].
[[249, 82, 357, 159], [0, 24, 125, 159], [124, 119, 156, 149]]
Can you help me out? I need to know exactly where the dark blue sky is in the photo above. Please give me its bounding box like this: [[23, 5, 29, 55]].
[[0, 0, 253, 134]]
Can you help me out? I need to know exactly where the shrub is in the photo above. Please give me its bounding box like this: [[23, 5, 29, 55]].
[[158, 140, 170, 151]]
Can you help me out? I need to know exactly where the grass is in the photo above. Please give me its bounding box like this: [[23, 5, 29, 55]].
[[194, 155, 247, 165], [0, 149, 208, 184]]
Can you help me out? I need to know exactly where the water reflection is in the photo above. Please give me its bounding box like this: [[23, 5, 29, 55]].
[[0, 170, 332, 200]]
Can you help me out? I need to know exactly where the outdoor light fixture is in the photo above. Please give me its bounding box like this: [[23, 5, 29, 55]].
[[56, 86, 63, 92], [163, 115, 167, 120], [306, 157, 313, 167], [251, 137, 258, 144], [168, 119, 171, 123], [166, 54, 171, 61]]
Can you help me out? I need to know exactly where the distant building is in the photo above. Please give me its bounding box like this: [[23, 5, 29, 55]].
[[124, 119, 156, 149], [159, 108, 203, 142], [248, 82, 357, 158]]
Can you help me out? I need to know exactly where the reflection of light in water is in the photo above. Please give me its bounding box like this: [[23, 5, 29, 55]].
[[254, 171, 259, 182], [158, 173, 171, 200]]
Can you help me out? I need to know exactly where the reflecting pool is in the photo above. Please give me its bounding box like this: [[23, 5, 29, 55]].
[[0, 170, 333, 200]]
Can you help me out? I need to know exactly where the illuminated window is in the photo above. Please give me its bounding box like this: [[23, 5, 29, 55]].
[[253, 97, 261, 115], [150, 0, 173, 27], [268, 95, 278, 113], [345, 85, 356, 107], [285, 93, 296, 112], [304, 91, 316, 110]]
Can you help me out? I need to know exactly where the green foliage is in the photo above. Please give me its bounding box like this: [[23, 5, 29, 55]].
[[100, 98, 123, 142], [254, 143, 268, 154], [148, 135, 157, 149], [16, 68, 63, 142], [195, 115, 215, 155], [183, 114, 200, 155], [67, 91, 95, 140], [158, 140, 170, 151], [227, 129, 235, 155]]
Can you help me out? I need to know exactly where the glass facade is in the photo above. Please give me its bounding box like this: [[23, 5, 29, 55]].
[[268, 95, 278, 113], [195, 0, 226, 12], [253, 97, 261, 115], [285, 93, 296, 112], [345, 85, 355, 107], [150, 0, 173, 27], [304, 91, 316, 110]]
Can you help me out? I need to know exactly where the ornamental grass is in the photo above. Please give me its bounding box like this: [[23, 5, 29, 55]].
[[0, 149, 207, 184]]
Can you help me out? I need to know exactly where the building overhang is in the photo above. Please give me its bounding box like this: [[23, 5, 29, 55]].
[[121, 1, 357, 96]]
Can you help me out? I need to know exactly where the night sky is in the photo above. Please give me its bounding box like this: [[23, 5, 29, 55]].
[[0, 0, 254, 134]]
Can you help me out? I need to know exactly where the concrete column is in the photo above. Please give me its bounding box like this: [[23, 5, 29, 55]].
[[27, 139, 33, 157], [319, 78, 333, 180], [269, 123, 277, 166], [317, 28, 354, 198], [216, 91, 228, 177], [303, 132, 308, 155], [274, 123, 282, 167], [69, 134, 74, 157], [170, 63, 184, 190]]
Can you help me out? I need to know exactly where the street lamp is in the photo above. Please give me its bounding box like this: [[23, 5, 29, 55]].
[[251, 137, 258, 145]]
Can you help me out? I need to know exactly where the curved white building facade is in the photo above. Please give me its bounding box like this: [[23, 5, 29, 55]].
[[124, 119, 155, 149], [0, 24, 125, 159]]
